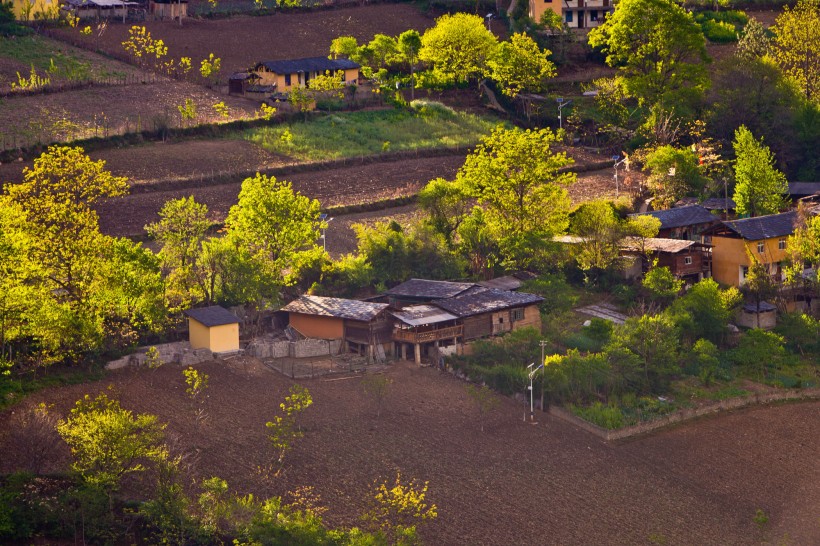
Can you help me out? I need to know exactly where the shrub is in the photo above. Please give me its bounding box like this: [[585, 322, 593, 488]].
[[702, 19, 739, 43], [570, 402, 626, 429]]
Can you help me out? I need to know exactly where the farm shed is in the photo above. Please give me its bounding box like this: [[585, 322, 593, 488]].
[[282, 295, 392, 359], [184, 305, 240, 353], [149, 0, 186, 20], [630, 205, 720, 241], [252, 57, 360, 93], [62, 0, 136, 21], [434, 288, 543, 341], [384, 278, 478, 308], [391, 305, 463, 365], [228, 72, 260, 95]]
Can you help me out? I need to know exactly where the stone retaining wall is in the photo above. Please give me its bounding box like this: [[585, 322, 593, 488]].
[[245, 338, 342, 359], [105, 342, 213, 370], [549, 388, 820, 441]]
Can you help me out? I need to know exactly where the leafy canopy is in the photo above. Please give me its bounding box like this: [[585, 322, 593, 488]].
[[731, 125, 789, 217], [419, 13, 498, 86]]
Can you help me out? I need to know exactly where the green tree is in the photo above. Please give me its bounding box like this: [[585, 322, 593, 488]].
[[57, 393, 167, 506], [361, 374, 392, 419], [736, 18, 770, 61], [457, 126, 575, 270], [199, 53, 221, 87], [419, 13, 498, 86], [770, 0, 820, 102], [615, 313, 679, 390], [669, 278, 742, 343], [569, 200, 625, 280], [362, 472, 437, 545], [642, 262, 683, 306], [643, 144, 709, 208], [486, 33, 555, 98], [329, 36, 359, 59], [785, 209, 820, 288], [398, 29, 422, 99], [417, 177, 471, 246], [265, 385, 313, 467], [742, 251, 778, 329], [732, 125, 789, 217], [226, 173, 323, 289], [730, 329, 788, 378], [588, 0, 709, 111]]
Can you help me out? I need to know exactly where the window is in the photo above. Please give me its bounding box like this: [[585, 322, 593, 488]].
[[284, 73, 291, 86], [565, 11, 573, 22], [512, 308, 525, 322], [778, 239, 786, 250], [757, 242, 765, 253], [684, 256, 693, 265], [590, 10, 598, 21], [741, 265, 749, 284], [340, 71, 346, 82]]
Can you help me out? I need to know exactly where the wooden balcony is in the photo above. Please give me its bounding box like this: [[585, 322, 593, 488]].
[[392, 325, 463, 344]]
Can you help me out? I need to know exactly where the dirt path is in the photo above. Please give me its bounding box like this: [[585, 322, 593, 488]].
[[1, 357, 817, 545]]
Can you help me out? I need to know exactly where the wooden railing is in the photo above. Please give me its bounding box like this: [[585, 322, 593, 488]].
[[392, 325, 463, 344]]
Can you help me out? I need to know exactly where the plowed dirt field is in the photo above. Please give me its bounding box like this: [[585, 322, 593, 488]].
[[2, 357, 817, 545]]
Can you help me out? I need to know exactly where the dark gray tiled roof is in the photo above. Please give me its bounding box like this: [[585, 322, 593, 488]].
[[675, 197, 736, 210], [282, 295, 388, 322], [184, 306, 240, 327], [743, 301, 777, 313], [434, 288, 543, 318], [631, 205, 718, 229], [721, 211, 797, 240], [478, 275, 525, 291], [257, 57, 359, 75], [788, 182, 820, 197], [386, 279, 478, 300]]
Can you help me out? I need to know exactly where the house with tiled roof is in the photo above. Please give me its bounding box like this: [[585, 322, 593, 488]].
[[630, 205, 720, 240], [703, 211, 798, 287], [282, 295, 392, 358], [384, 279, 480, 308], [251, 57, 360, 93]]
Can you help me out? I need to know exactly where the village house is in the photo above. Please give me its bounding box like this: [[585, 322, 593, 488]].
[[281, 295, 392, 359], [621, 237, 712, 283], [392, 286, 543, 365], [630, 205, 720, 241], [251, 57, 360, 93], [703, 211, 797, 287], [149, 0, 186, 21], [528, 0, 613, 30], [61, 0, 135, 21], [384, 278, 478, 308]]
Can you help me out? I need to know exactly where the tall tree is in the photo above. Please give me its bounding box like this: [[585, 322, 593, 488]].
[[588, 0, 709, 111], [643, 144, 709, 208], [771, 0, 820, 102], [457, 126, 575, 269], [731, 126, 789, 217], [735, 17, 770, 61], [569, 200, 626, 279], [485, 33, 555, 98], [419, 13, 498, 86], [225, 174, 324, 289]]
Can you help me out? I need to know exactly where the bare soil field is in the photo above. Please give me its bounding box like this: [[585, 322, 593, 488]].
[[0, 80, 260, 149], [1, 357, 817, 545], [49, 4, 436, 75]]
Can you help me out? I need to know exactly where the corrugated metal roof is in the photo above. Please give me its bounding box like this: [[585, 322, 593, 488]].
[[184, 306, 240, 327], [257, 57, 359, 75], [622, 237, 699, 253], [64, 0, 137, 6], [391, 305, 458, 327], [434, 288, 543, 318], [722, 211, 797, 240], [282, 295, 388, 322], [385, 279, 478, 300], [630, 205, 718, 229]]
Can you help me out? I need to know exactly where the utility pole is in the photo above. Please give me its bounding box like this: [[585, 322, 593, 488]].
[[539, 340, 548, 412], [612, 155, 627, 198], [527, 362, 544, 423], [557, 97, 572, 131]]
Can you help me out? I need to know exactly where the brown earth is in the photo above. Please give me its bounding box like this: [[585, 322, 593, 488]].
[[48, 4, 437, 76], [1, 356, 817, 545]]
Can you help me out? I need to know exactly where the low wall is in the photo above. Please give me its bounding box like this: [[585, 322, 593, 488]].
[[549, 388, 820, 441], [245, 338, 343, 359], [105, 341, 213, 370]]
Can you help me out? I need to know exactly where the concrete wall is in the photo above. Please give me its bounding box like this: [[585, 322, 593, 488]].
[[246, 338, 342, 359], [711, 236, 789, 287], [737, 309, 777, 330], [209, 323, 240, 353], [255, 68, 359, 92], [528, 0, 562, 25], [289, 313, 344, 340], [106, 342, 213, 370]]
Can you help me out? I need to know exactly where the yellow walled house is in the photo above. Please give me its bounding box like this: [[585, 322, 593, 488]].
[[703, 211, 797, 287], [10, 0, 58, 20], [184, 305, 241, 353], [251, 57, 360, 93], [529, 0, 613, 30]]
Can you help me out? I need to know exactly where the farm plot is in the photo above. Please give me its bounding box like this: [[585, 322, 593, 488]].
[[1, 357, 817, 545], [47, 4, 436, 76], [0, 80, 259, 150]]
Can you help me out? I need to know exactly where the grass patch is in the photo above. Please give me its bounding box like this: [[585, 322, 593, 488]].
[[0, 364, 104, 410], [0, 35, 125, 83], [241, 103, 502, 161]]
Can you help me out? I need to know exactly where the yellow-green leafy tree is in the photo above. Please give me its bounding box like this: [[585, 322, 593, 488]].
[[770, 0, 820, 102], [486, 33, 555, 98]]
